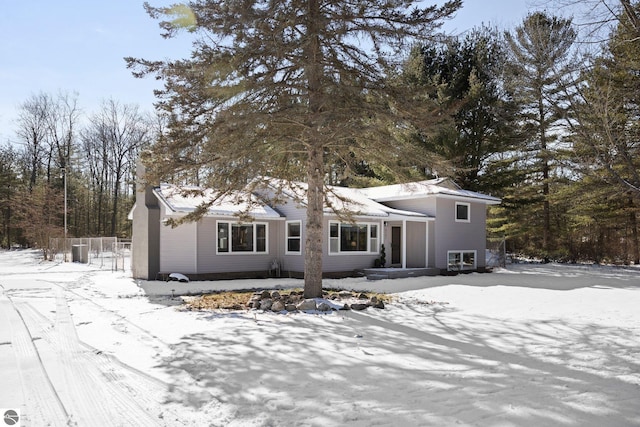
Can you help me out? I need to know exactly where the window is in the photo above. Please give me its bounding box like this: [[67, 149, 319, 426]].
[[369, 224, 378, 253], [329, 223, 339, 253], [455, 202, 470, 222], [448, 250, 476, 271], [218, 222, 229, 252], [329, 222, 379, 254], [217, 222, 268, 254], [286, 221, 302, 254]]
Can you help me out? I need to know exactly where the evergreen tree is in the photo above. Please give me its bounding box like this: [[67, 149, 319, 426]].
[[569, 3, 640, 263], [413, 26, 519, 193], [126, 0, 461, 297], [571, 5, 640, 198], [503, 12, 578, 257], [0, 145, 21, 248]]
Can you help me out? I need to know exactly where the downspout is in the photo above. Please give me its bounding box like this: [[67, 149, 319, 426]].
[[195, 221, 199, 275], [381, 220, 386, 267]]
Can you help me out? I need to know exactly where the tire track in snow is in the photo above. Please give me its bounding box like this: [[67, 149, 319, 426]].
[[19, 300, 173, 399], [40, 275, 170, 350], [0, 294, 71, 426], [28, 275, 228, 424], [51, 289, 163, 426], [17, 292, 214, 426]]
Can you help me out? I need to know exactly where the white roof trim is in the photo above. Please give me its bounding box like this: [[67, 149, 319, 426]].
[[360, 179, 501, 205]]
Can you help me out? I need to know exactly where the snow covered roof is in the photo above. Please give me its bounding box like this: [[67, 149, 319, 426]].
[[265, 179, 431, 220], [153, 183, 284, 219], [327, 186, 431, 219], [360, 178, 501, 205]]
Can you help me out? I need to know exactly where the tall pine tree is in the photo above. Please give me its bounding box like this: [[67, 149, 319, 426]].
[[413, 26, 518, 193], [569, 2, 640, 263], [503, 12, 578, 257], [126, 0, 461, 297]]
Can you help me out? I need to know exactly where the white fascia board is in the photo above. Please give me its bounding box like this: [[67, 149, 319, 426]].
[[434, 193, 501, 205], [386, 213, 434, 222]]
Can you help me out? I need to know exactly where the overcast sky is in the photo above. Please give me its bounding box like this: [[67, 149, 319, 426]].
[[0, 0, 535, 145]]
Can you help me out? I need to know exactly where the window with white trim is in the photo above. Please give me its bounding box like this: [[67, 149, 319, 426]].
[[448, 250, 476, 271], [328, 222, 379, 254], [217, 221, 268, 254], [455, 202, 470, 222], [286, 221, 302, 254]]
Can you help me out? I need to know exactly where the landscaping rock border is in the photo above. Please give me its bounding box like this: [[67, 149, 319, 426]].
[[246, 290, 385, 313]]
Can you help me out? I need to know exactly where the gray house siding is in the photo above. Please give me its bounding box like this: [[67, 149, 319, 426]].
[[383, 198, 437, 217], [433, 198, 487, 271], [159, 215, 198, 274], [427, 221, 436, 267], [266, 198, 306, 274], [406, 222, 427, 268], [197, 218, 216, 272], [375, 196, 488, 271], [157, 213, 284, 277], [131, 186, 160, 280]]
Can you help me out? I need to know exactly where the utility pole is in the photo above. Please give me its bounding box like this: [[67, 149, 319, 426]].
[[63, 167, 68, 261]]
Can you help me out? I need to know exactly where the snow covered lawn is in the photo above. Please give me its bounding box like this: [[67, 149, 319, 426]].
[[1, 250, 639, 426]]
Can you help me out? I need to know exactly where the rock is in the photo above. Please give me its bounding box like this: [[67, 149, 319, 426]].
[[271, 291, 281, 300], [358, 293, 369, 300], [260, 298, 273, 310], [297, 299, 317, 311], [285, 304, 298, 312], [370, 296, 378, 304], [271, 300, 285, 312], [260, 290, 271, 299], [338, 291, 353, 298], [373, 300, 385, 309], [350, 303, 369, 311], [339, 303, 351, 310], [317, 302, 332, 312]]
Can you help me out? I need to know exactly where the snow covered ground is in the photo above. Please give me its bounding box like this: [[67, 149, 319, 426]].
[[1, 250, 639, 426]]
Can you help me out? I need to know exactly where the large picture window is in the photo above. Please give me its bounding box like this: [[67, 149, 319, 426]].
[[329, 222, 379, 254], [286, 221, 302, 254], [217, 222, 268, 254]]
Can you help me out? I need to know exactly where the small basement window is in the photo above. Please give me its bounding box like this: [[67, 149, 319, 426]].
[[448, 250, 476, 271]]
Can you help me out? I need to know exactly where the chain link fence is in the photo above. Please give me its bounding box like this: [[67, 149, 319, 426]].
[[49, 237, 131, 272], [486, 237, 507, 269]]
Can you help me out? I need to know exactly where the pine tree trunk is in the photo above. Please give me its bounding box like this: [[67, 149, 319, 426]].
[[303, 0, 324, 298], [305, 144, 324, 298]]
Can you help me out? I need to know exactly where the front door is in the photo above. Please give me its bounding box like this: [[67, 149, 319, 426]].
[[391, 226, 401, 265]]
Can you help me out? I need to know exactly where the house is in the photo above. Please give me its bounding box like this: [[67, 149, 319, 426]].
[[130, 176, 500, 281]]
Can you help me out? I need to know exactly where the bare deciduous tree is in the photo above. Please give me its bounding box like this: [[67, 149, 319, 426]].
[[82, 99, 151, 236]]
